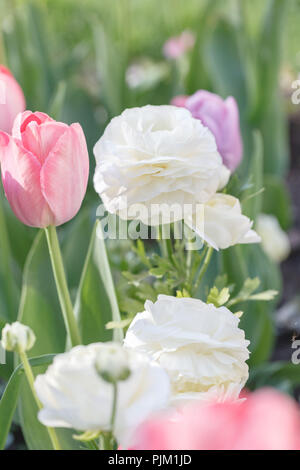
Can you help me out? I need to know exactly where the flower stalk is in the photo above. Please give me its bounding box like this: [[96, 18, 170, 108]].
[[45, 225, 81, 347], [18, 347, 61, 450], [194, 246, 213, 292]]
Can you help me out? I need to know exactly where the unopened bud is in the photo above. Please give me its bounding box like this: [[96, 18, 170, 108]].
[[1, 322, 36, 353], [94, 342, 131, 383]]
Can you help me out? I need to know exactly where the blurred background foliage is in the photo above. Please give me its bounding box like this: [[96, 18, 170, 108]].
[[0, 0, 300, 440]]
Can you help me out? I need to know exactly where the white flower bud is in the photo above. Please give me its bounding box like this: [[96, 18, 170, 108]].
[[1, 322, 36, 353], [256, 214, 291, 263], [94, 342, 131, 383]]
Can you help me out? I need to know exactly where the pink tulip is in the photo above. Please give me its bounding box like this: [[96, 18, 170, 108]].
[[171, 90, 243, 171], [0, 111, 89, 227], [163, 31, 195, 60], [132, 389, 300, 450], [0, 65, 25, 134]]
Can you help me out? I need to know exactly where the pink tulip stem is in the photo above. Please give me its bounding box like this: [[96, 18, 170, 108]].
[[45, 225, 81, 347]]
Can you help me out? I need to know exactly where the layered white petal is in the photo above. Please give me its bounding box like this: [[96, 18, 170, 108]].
[[94, 105, 229, 224], [34, 342, 170, 446], [186, 193, 261, 250], [124, 295, 250, 404]]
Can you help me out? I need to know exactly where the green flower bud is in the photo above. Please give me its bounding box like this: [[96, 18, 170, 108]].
[[1, 322, 36, 353], [94, 342, 131, 384]]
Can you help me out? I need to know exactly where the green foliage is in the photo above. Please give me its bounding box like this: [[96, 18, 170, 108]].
[[248, 361, 300, 394], [0, 0, 298, 449], [207, 287, 230, 307], [74, 221, 123, 344], [0, 354, 56, 450]]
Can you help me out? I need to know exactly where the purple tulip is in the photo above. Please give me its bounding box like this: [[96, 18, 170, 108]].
[[171, 90, 243, 171]]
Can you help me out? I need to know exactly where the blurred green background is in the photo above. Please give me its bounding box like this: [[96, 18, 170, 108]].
[[0, 0, 300, 449]]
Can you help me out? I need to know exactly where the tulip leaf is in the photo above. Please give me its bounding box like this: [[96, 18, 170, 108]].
[[255, 0, 288, 121], [0, 194, 20, 324], [248, 361, 300, 394], [0, 354, 56, 450], [262, 175, 292, 230], [62, 208, 95, 296], [74, 220, 123, 344], [93, 23, 127, 117], [241, 130, 264, 222], [17, 231, 79, 450], [205, 18, 248, 113], [222, 244, 281, 367]]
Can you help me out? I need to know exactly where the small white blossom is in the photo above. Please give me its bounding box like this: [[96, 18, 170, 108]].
[[94, 342, 130, 383], [256, 214, 291, 263], [1, 322, 36, 353], [34, 342, 170, 446]]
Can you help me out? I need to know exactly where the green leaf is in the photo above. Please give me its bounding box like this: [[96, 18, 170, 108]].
[[74, 221, 123, 344], [17, 231, 79, 450], [239, 277, 261, 298], [248, 361, 300, 393], [262, 175, 292, 230], [106, 319, 132, 331], [207, 286, 230, 307], [122, 271, 150, 287], [222, 244, 280, 366], [133, 240, 151, 268], [93, 23, 127, 117], [242, 131, 264, 221], [0, 354, 55, 450], [185, 0, 218, 93], [205, 18, 247, 112], [0, 194, 20, 323], [255, 0, 288, 120], [62, 209, 94, 294], [259, 96, 289, 176], [249, 290, 278, 301]]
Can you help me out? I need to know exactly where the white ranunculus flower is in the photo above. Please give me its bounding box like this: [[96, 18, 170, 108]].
[[93, 105, 230, 225], [256, 214, 291, 263], [124, 295, 250, 405], [34, 342, 170, 445], [1, 321, 36, 353], [186, 193, 261, 250]]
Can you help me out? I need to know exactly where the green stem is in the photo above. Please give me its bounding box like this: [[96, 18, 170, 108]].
[[160, 224, 175, 265], [85, 439, 99, 451], [18, 349, 61, 451], [97, 383, 119, 451], [110, 383, 118, 433], [45, 225, 81, 347], [193, 246, 214, 292]]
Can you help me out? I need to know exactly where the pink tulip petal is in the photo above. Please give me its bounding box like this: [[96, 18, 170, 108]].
[[13, 111, 52, 139], [0, 132, 55, 227], [21, 121, 69, 164], [0, 70, 25, 134], [40, 123, 89, 226]]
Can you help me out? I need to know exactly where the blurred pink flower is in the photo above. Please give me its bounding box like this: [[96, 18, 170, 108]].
[[171, 90, 243, 171], [132, 389, 300, 450], [0, 65, 25, 134], [163, 31, 195, 60], [170, 95, 188, 107], [0, 111, 89, 227]]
